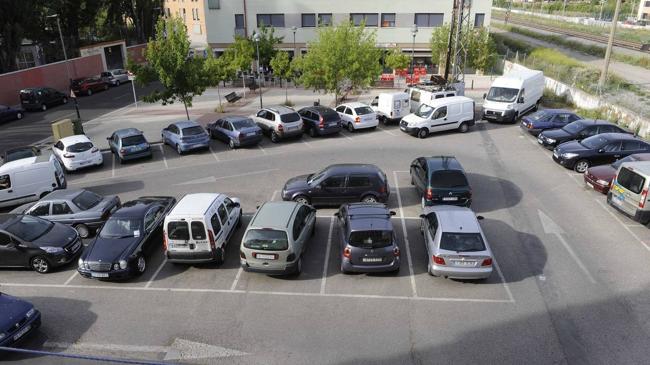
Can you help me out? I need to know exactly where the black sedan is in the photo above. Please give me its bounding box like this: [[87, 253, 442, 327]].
[[77, 196, 176, 280], [553, 133, 650, 173], [11, 189, 120, 238], [0, 214, 82, 273], [0, 293, 41, 347], [537, 119, 628, 150], [0, 105, 24, 123]]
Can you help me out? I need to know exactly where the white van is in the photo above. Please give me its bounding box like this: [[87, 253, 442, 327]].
[[608, 161, 650, 224], [0, 154, 66, 208], [407, 87, 458, 113], [482, 69, 544, 123], [400, 96, 475, 139], [369, 92, 410, 124], [164, 193, 242, 264]]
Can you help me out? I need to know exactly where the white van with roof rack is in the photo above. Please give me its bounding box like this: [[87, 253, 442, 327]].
[[406, 86, 458, 113], [0, 154, 66, 208], [164, 193, 242, 264]]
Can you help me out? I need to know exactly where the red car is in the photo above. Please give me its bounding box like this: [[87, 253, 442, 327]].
[[71, 77, 109, 96], [584, 153, 650, 194]]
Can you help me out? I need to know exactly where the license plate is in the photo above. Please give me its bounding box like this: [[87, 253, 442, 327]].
[[256, 253, 276, 260], [362, 257, 382, 263], [170, 243, 188, 249], [328, 122, 337, 127], [91, 272, 109, 278], [452, 260, 476, 266], [400, 126, 406, 130], [442, 197, 458, 201], [586, 182, 594, 189], [13, 325, 31, 341]]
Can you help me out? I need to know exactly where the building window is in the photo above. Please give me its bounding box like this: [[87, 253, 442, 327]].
[[350, 13, 378, 27], [302, 13, 316, 27], [208, 0, 220, 9], [646, 1, 650, 6], [192, 8, 196, 20], [318, 13, 332, 26], [415, 13, 444, 27], [182, 8, 186, 21], [165, 8, 171, 17], [474, 13, 485, 27], [381, 13, 395, 27], [257, 14, 285, 27], [235, 14, 245, 29]]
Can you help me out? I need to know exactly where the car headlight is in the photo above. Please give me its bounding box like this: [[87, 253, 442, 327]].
[[42, 246, 64, 254], [546, 138, 556, 143], [597, 179, 609, 185], [562, 153, 579, 159], [506, 104, 514, 110], [119, 260, 128, 269], [26, 308, 36, 318], [78, 258, 84, 268]]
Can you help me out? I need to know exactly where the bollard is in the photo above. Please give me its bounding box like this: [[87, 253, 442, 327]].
[[471, 80, 474, 90]]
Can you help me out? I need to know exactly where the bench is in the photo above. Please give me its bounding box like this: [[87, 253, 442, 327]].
[[225, 92, 241, 103]]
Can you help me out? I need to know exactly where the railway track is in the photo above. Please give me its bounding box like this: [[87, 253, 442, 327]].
[[493, 14, 650, 54]]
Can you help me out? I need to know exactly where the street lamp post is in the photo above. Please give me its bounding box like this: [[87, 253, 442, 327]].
[[410, 24, 418, 86], [253, 32, 263, 108], [47, 14, 80, 120], [291, 26, 297, 56]]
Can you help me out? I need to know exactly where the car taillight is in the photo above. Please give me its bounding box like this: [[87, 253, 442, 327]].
[[426, 188, 433, 200], [433, 255, 445, 265], [163, 230, 168, 251], [527, 124, 532, 129], [63, 153, 75, 158], [393, 247, 400, 257], [343, 247, 352, 258], [277, 124, 284, 132], [319, 116, 324, 128], [640, 189, 648, 208], [208, 230, 216, 250], [481, 258, 493, 266], [240, 251, 246, 259], [91, 147, 99, 153], [355, 116, 361, 123]]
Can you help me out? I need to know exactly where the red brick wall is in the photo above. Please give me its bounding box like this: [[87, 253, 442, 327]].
[[0, 54, 104, 106], [126, 44, 148, 65]]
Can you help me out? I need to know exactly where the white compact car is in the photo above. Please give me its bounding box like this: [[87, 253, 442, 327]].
[[52, 135, 104, 172], [335, 102, 379, 132]]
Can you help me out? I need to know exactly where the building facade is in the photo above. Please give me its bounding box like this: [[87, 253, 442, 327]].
[[639, 0, 650, 20]]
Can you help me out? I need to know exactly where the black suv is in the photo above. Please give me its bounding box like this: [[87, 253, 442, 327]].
[[537, 119, 629, 150], [19, 87, 68, 111], [297, 106, 342, 137], [410, 156, 471, 207], [281, 164, 389, 206], [335, 203, 400, 273]]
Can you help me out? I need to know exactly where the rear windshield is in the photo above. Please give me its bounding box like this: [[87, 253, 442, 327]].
[[5, 149, 36, 162], [440, 233, 486, 252], [243, 229, 289, 251], [191, 221, 206, 240], [322, 110, 339, 122], [72, 190, 103, 210], [182, 126, 205, 136], [20, 91, 35, 101], [530, 110, 551, 121], [354, 106, 374, 115], [67, 142, 93, 153], [562, 121, 584, 134], [349, 230, 393, 248], [280, 113, 301, 123], [167, 221, 189, 240], [430, 170, 469, 188], [121, 135, 147, 146], [232, 119, 256, 129], [617, 167, 646, 194]]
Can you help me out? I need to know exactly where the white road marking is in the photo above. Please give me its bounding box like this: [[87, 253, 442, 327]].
[[300, 139, 314, 149], [564, 171, 583, 187], [594, 199, 650, 251], [63, 271, 78, 286], [145, 258, 167, 288], [320, 216, 335, 295], [111, 154, 115, 178], [209, 145, 220, 162], [493, 258, 515, 303], [270, 190, 279, 201], [257, 144, 267, 155], [340, 132, 353, 141], [393, 171, 418, 298], [230, 268, 243, 291], [377, 126, 396, 136], [158, 144, 168, 169], [174, 169, 278, 186]]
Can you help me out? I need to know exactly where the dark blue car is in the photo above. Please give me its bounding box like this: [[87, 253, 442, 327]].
[[520, 109, 582, 136], [108, 128, 152, 163], [0, 105, 24, 123], [206, 116, 263, 149], [0, 293, 41, 347]]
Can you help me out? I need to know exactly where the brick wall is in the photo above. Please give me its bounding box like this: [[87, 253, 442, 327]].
[[126, 44, 148, 65]]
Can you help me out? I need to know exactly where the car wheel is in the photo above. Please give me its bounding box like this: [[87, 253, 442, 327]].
[[31, 256, 51, 274], [361, 195, 377, 203], [410, 175, 415, 185], [75, 224, 90, 238], [382, 116, 390, 125], [420, 219, 424, 235], [215, 246, 225, 265], [417, 128, 428, 139], [293, 195, 310, 205], [271, 131, 280, 143], [237, 211, 243, 228], [16, 112, 23, 120], [41, 104, 47, 111], [293, 257, 302, 275], [62, 97, 68, 104], [458, 122, 469, 133], [87, 89, 92, 96], [229, 139, 236, 149], [104, 84, 109, 91], [574, 159, 589, 173], [176, 144, 183, 155], [116, 80, 121, 86], [309, 127, 317, 138], [136, 255, 146, 275], [347, 123, 355, 133], [161, 135, 166, 145]]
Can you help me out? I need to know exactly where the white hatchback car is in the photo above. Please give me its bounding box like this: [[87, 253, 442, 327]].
[[52, 135, 103, 172], [335, 102, 379, 132]]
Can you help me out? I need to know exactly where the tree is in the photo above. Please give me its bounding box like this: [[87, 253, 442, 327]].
[[270, 51, 292, 104], [299, 21, 382, 105], [251, 25, 283, 67], [466, 27, 497, 73], [204, 50, 236, 111], [430, 25, 451, 73], [130, 16, 207, 120], [227, 36, 255, 74], [384, 48, 411, 71]]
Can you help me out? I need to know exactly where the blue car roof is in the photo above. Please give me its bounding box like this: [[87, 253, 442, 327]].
[[221, 115, 252, 123], [114, 128, 143, 138], [173, 120, 200, 129]]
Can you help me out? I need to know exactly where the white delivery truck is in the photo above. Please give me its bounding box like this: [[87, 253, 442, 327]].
[[369, 92, 410, 124], [0, 154, 66, 208], [481, 69, 544, 123], [400, 96, 476, 139]]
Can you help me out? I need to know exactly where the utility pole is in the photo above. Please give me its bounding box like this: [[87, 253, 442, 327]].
[[599, 0, 605, 21], [562, 0, 568, 16], [599, 0, 622, 90], [47, 14, 80, 120], [443, 0, 458, 82]]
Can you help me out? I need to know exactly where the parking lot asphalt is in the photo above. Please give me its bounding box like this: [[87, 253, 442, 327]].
[[2, 118, 650, 364]]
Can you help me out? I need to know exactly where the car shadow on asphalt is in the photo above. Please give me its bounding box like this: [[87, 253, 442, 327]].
[[467, 173, 523, 214], [84, 181, 145, 196]]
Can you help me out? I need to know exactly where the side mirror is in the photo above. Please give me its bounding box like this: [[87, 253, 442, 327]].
[[106, 137, 111, 140], [476, 215, 485, 220], [389, 211, 397, 216], [334, 212, 340, 217], [419, 214, 426, 218], [482, 93, 486, 99], [518, 97, 524, 104]]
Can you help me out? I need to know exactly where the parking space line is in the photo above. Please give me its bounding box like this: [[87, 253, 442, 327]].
[[158, 145, 169, 169], [340, 132, 353, 141], [377, 127, 396, 136], [493, 259, 515, 303], [230, 268, 243, 291], [594, 199, 650, 251], [63, 271, 78, 286], [111, 154, 115, 178], [392, 171, 418, 298], [320, 216, 335, 295], [257, 144, 268, 155], [564, 171, 583, 187], [209, 145, 220, 162], [270, 190, 279, 201], [145, 258, 167, 288], [301, 139, 314, 149]]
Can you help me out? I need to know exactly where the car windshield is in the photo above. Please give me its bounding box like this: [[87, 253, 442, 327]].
[[182, 126, 205, 136], [232, 119, 257, 129], [307, 168, 328, 185], [354, 106, 374, 115], [5, 149, 36, 162], [167, 221, 189, 240], [440, 232, 486, 252], [348, 230, 393, 248], [529, 111, 551, 121], [121, 135, 147, 146], [415, 104, 434, 118], [280, 113, 301, 123], [243, 229, 289, 251], [486, 87, 519, 102], [562, 121, 584, 134], [67, 142, 93, 153], [5, 215, 54, 241], [100, 218, 142, 239], [322, 110, 339, 121], [72, 190, 103, 210], [580, 135, 608, 149], [430, 170, 469, 188]]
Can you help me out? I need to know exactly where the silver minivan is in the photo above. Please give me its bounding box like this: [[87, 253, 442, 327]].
[[240, 201, 316, 275], [607, 161, 650, 224]]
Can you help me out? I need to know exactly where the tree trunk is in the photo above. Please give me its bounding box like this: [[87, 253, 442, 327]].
[[284, 79, 288, 104], [217, 84, 223, 110], [183, 98, 190, 120]]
